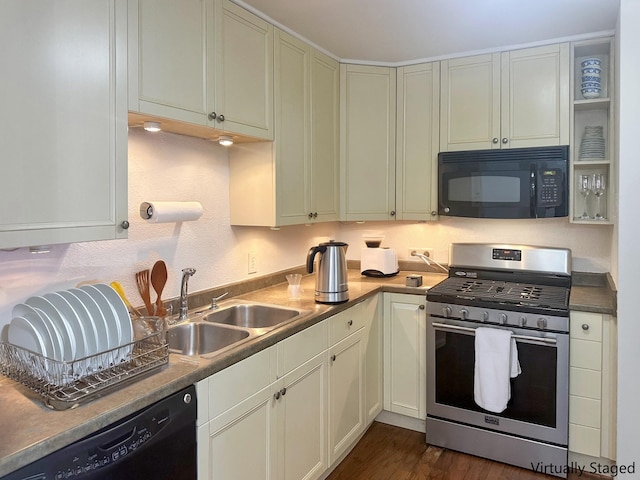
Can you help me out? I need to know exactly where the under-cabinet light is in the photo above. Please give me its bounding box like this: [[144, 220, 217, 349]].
[[143, 121, 162, 132], [29, 245, 51, 254], [218, 135, 233, 147]]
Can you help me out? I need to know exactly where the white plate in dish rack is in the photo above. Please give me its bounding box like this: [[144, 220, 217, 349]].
[[57, 290, 101, 368], [13, 303, 63, 361], [92, 284, 134, 348], [25, 296, 76, 361], [66, 288, 112, 355], [8, 316, 51, 360], [43, 293, 89, 361]]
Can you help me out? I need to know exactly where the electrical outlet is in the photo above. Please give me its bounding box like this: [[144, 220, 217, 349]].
[[408, 248, 434, 259], [248, 251, 257, 274]]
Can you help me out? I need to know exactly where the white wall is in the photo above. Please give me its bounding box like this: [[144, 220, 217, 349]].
[[615, 0, 640, 471]]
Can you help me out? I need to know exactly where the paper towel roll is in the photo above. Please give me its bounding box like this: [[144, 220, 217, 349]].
[[140, 201, 204, 223]]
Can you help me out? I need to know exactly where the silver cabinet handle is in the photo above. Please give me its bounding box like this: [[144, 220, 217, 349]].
[[217, 114, 225, 122], [281, 387, 287, 396], [274, 391, 280, 400], [208, 112, 217, 121], [120, 221, 130, 230], [390, 211, 396, 216], [347, 319, 353, 327], [331, 354, 336, 362], [431, 211, 437, 216], [492, 138, 499, 144], [419, 304, 425, 310], [582, 323, 590, 331], [502, 137, 508, 144]]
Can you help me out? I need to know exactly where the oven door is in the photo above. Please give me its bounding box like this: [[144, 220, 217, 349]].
[[426, 315, 568, 446]]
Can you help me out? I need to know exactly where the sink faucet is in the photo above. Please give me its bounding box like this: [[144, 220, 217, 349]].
[[179, 268, 196, 320]]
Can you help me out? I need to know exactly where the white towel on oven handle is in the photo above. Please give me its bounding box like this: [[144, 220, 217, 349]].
[[473, 327, 521, 413]]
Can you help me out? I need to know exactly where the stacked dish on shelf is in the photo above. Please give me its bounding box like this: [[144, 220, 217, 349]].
[[579, 125, 606, 161], [581, 57, 602, 99], [3, 284, 134, 383]]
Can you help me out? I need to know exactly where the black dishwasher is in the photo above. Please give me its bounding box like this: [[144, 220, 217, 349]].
[[3, 385, 197, 480]]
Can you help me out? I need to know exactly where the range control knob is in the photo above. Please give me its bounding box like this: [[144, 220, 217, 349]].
[[459, 308, 469, 320], [537, 317, 548, 329], [519, 316, 528, 327], [498, 313, 508, 325], [481, 311, 489, 322], [443, 306, 452, 318]]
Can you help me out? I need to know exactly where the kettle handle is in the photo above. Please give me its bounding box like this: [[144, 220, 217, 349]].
[[306, 245, 326, 273]]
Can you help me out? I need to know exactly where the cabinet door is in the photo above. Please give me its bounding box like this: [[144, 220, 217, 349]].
[[440, 53, 501, 151], [340, 64, 396, 221], [213, 0, 273, 139], [362, 295, 383, 425], [396, 62, 440, 221], [205, 385, 277, 480], [383, 293, 427, 419], [310, 50, 340, 223], [274, 29, 311, 225], [276, 353, 328, 480], [328, 329, 364, 465], [0, 0, 128, 249], [502, 43, 570, 148], [128, 0, 210, 125]]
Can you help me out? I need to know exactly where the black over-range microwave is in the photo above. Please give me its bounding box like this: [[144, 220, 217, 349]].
[[438, 146, 569, 219]]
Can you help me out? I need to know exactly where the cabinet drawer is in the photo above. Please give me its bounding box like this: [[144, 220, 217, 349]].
[[569, 366, 601, 400], [329, 303, 364, 346], [569, 395, 601, 429], [277, 320, 328, 377], [569, 423, 601, 457], [570, 338, 602, 371], [570, 312, 602, 341], [209, 345, 276, 419]]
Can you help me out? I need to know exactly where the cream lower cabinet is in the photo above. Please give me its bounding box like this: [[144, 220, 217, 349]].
[[440, 43, 570, 151], [197, 299, 381, 479], [128, 0, 273, 140], [328, 306, 365, 464], [383, 293, 427, 420], [568, 311, 617, 461], [0, 0, 128, 249]]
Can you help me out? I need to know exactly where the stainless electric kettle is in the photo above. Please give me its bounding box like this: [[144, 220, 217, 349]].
[[306, 241, 349, 304]]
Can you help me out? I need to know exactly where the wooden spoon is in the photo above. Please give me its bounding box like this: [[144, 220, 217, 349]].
[[136, 269, 154, 316], [151, 260, 168, 317]]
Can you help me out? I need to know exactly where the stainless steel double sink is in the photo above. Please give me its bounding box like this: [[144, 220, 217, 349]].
[[166, 300, 311, 357]]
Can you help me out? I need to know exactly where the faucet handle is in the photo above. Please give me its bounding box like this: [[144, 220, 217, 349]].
[[211, 292, 229, 309], [182, 267, 196, 276]]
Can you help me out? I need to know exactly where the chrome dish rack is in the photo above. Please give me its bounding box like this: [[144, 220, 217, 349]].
[[0, 331, 168, 410]]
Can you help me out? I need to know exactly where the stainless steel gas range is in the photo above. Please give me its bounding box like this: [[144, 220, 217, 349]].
[[425, 243, 571, 477]]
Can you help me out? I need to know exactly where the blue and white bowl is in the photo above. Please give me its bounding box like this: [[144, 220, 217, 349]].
[[581, 67, 602, 75], [581, 87, 601, 99], [581, 75, 601, 83], [581, 57, 602, 68]]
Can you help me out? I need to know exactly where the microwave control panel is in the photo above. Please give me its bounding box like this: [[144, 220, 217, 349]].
[[537, 169, 563, 207]]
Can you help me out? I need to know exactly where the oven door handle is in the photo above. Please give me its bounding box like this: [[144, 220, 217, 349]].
[[431, 322, 557, 345]]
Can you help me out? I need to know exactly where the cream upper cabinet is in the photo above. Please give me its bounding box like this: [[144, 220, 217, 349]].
[[340, 64, 396, 221], [0, 0, 128, 249], [128, 0, 273, 140], [396, 62, 440, 221], [440, 43, 570, 151], [229, 32, 339, 227], [383, 293, 427, 420]]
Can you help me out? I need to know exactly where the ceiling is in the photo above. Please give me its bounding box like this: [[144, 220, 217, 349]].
[[236, 0, 620, 64]]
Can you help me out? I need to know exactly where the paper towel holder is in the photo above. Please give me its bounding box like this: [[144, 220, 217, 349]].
[[140, 202, 155, 220]]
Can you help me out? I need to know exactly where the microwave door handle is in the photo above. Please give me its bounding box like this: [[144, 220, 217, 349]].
[[530, 166, 537, 218]]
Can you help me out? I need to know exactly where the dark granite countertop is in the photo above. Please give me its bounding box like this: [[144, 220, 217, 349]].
[[0, 268, 616, 476]]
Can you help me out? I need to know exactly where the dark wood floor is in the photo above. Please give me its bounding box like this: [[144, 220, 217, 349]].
[[327, 422, 603, 480]]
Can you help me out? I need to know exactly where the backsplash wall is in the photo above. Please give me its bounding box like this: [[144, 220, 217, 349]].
[[0, 130, 612, 326]]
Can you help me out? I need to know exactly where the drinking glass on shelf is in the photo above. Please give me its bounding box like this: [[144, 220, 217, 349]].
[[578, 174, 592, 219], [592, 173, 606, 220]]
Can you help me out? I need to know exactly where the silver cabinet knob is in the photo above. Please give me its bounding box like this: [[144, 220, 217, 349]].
[[431, 210, 437, 216], [308, 212, 313, 219], [274, 391, 281, 400], [582, 323, 589, 331], [217, 114, 225, 122], [120, 220, 130, 230], [502, 137, 508, 144], [208, 112, 217, 121], [390, 210, 396, 216], [419, 304, 425, 310], [280, 387, 287, 396], [492, 138, 499, 144], [347, 319, 353, 327], [331, 354, 336, 362]]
